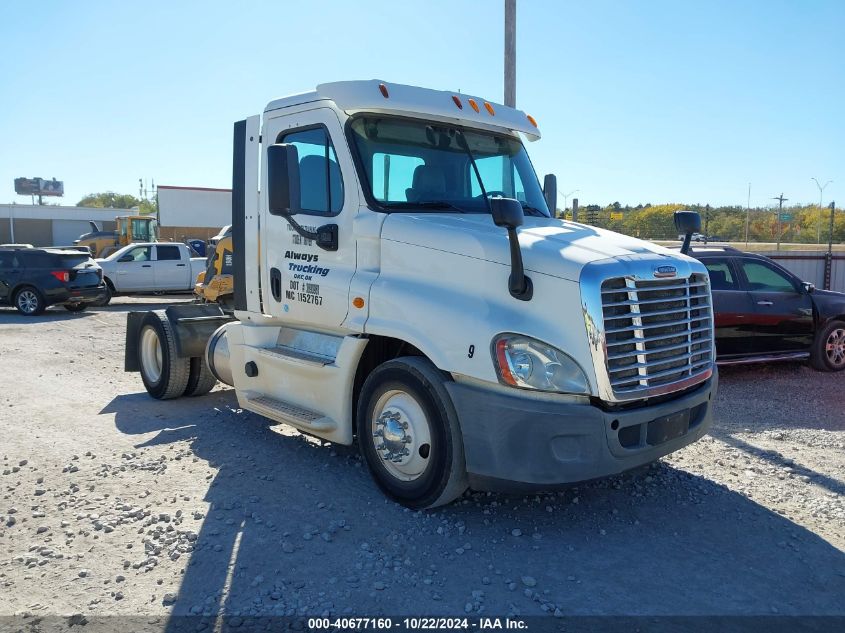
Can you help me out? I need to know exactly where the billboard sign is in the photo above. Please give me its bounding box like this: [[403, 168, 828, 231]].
[[14, 177, 64, 197]]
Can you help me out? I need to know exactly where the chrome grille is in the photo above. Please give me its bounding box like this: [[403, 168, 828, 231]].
[[600, 274, 713, 398]]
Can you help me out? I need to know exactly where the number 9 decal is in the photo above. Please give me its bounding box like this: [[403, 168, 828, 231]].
[[467, 345, 475, 359]]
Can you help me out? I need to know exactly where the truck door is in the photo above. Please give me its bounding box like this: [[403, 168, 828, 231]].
[[261, 108, 358, 328], [115, 245, 155, 291], [154, 244, 187, 290]]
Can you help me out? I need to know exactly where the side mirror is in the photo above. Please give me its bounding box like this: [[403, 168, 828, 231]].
[[490, 198, 531, 301], [674, 210, 701, 234], [490, 197, 525, 230], [118, 255, 133, 262], [543, 174, 557, 217], [802, 281, 815, 294], [267, 144, 301, 216], [674, 210, 702, 255]]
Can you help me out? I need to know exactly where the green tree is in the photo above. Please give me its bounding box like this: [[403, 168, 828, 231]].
[[77, 192, 140, 209]]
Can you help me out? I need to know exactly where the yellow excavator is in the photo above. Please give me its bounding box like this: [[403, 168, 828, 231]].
[[75, 215, 158, 258], [194, 225, 234, 311]]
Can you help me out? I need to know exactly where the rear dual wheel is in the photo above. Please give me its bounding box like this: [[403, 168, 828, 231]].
[[138, 312, 216, 399], [358, 357, 468, 509]]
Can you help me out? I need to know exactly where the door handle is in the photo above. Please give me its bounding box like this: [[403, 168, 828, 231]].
[[142, 264, 151, 268], [756, 300, 773, 306], [176, 264, 186, 267], [270, 267, 282, 302]]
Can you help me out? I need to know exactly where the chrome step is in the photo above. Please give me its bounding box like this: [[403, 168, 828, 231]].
[[256, 346, 333, 366], [245, 394, 337, 431]]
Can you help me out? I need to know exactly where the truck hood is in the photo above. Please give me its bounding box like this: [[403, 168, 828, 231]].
[[381, 213, 683, 281]]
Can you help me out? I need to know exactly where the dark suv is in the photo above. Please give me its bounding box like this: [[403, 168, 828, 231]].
[[0, 247, 106, 315], [684, 246, 845, 371]]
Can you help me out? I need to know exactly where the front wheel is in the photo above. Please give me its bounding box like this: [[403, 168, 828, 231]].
[[811, 320, 845, 372], [91, 283, 112, 307], [357, 357, 468, 509]]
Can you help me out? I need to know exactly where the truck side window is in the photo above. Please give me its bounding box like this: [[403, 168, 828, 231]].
[[156, 245, 181, 261], [126, 247, 152, 262], [278, 126, 344, 215]]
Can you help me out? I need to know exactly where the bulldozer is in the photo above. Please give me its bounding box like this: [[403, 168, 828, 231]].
[[194, 225, 234, 311], [75, 215, 158, 258]]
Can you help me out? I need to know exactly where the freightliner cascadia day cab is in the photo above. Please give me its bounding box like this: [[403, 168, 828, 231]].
[[124, 81, 717, 509]]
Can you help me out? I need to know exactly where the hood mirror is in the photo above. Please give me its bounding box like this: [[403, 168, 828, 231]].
[[490, 198, 532, 301], [674, 210, 702, 255]]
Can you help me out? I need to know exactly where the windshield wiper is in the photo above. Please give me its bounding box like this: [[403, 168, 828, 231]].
[[520, 203, 547, 217]]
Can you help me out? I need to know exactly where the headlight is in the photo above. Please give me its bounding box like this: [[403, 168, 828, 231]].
[[492, 334, 590, 394]]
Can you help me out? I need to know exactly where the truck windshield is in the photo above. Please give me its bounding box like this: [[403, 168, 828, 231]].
[[349, 117, 550, 217]]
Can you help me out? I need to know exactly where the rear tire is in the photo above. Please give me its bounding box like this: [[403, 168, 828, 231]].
[[357, 357, 468, 509], [811, 320, 845, 372], [14, 286, 46, 316], [64, 303, 87, 312], [138, 311, 190, 399], [183, 356, 217, 397]]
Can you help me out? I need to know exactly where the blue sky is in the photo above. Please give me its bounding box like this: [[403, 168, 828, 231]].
[[0, 0, 842, 209]]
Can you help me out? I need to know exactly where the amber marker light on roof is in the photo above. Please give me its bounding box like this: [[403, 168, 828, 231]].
[[452, 95, 463, 109], [526, 114, 538, 128], [378, 83, 389, 98], [468, 98, 480, 113], [484, 102, 495, 116]]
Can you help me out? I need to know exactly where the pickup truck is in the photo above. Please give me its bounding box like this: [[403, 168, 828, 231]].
[[96, 242, 205, 305]]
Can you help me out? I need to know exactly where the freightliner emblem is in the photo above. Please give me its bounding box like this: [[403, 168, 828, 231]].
[[653, 265, 677, 278]]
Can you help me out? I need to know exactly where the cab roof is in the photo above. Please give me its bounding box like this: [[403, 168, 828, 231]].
[[264, 80, 541, 141]]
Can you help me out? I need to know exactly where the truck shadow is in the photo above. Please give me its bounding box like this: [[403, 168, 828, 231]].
[[100, 389, 845, 624]]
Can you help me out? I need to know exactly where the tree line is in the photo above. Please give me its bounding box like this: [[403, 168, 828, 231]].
[[77, 192, 157, 215], [561, 202, 844, 244]]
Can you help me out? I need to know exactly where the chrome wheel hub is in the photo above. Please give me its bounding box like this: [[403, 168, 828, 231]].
[[140, 326, 163, 383], [17, 290, 38, 313], [371, 390, 431, 482], [825, 328, 845, 367]]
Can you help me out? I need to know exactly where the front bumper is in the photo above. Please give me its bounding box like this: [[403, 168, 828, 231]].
[[445, 373, 716, 492]]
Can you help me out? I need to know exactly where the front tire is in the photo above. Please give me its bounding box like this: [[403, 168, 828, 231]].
[[91, 282, 112, 307], [811, 320, 845, 372], [14, 287, 45, 316], [357, 357, 468, 509], [138, 311, 190, 399]]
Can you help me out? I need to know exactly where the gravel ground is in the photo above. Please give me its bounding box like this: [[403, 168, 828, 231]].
[[0, 297, 843, 626]]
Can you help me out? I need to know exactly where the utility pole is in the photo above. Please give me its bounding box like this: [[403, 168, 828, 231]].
[[828, 201, 836, 255], [504, 0, 516, 107], [704, 204, 710, 243], [772, 193, 788, 251], [812, 178, 832, 245], [825, 201, 835, 289], [745, 183, 751, 247]]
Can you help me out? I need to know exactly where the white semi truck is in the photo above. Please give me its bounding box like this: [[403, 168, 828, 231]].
[[124, 81, 717, 508]]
